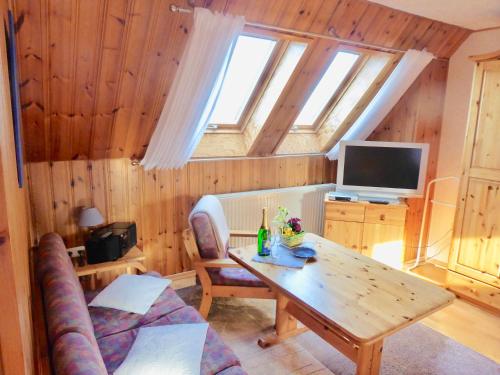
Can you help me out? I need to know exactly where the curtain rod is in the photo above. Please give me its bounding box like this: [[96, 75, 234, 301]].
[[169, 4, 448, 59]]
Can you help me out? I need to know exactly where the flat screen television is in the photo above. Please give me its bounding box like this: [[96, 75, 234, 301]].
[[336, 140, 429, 198]]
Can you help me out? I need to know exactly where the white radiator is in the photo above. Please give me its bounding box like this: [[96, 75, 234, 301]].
[[216, 184, 335, 248]]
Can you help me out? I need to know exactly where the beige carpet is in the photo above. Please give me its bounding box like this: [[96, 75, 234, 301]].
[[177, 286, 500, 375]]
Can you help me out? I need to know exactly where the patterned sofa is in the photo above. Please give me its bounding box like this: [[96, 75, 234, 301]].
[[36, 232, 246, 375]]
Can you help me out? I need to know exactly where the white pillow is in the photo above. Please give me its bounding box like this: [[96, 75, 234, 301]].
[[114, 323, 209, 375], [88, 274, 171, 314]]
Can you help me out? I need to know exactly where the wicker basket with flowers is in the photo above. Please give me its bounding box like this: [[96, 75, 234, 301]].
[[274, 206, 305, 247]]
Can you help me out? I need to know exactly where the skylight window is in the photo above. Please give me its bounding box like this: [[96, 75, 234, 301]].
[[253, 42, 307, 126], [209, 35, 277, 126], [294, 51, 360, 127]]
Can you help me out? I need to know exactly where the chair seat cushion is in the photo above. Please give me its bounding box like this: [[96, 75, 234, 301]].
[[208, 267, 267, 287], [97, 306, 242, 375], [85, 282, 186, 339]]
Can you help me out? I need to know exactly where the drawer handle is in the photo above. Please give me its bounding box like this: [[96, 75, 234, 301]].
[[362, 246, 368, 250], [340, 211, 346, 215], [380, 214, 385, 221]]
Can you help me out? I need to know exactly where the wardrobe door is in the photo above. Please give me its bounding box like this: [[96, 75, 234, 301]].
[[470, 61, 500, 171], [449, 58, 500, 288], [452, 179, 499, 285]]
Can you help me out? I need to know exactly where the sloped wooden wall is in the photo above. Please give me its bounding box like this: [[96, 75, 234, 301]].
[[14, 0, 469, 162], [369, 59, 449, 261], [27, 156, 335, 274]]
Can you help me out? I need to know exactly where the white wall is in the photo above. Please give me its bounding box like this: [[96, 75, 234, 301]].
[[427, 29, 500, 264]]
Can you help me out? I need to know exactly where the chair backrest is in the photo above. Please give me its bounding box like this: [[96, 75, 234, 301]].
[[188, 195, 230, 259]]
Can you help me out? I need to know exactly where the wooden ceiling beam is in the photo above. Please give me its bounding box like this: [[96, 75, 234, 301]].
[[247, 38, 340, 157]]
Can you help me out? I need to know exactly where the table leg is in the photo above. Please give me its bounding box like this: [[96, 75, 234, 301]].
[[356, 339, 383, 375], [258, 293, 307, 348]]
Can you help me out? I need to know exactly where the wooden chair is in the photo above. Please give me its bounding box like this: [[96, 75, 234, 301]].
[[183, 195, 275, 318]]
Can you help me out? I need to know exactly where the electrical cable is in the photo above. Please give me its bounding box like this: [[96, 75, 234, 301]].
[[405, 228, 453, 249]]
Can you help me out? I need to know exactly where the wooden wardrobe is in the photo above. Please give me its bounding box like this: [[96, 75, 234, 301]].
[[449, 51, 500, 290]]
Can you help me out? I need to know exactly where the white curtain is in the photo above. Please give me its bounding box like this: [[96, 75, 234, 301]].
[[141, 8, 245, 170], [326, 49, 435, 160]]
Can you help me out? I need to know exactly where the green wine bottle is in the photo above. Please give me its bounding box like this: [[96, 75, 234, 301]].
[[257, 207, 271, 256]]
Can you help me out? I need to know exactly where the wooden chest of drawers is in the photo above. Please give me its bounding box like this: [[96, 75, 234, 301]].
[[323, 198, 408, 269]]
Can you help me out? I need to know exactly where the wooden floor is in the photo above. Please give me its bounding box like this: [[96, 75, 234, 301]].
[[410, 263, 500, 363], [178, 284, 500, 374], [178, 287, 334, 374], [421, 298, 500, 364]]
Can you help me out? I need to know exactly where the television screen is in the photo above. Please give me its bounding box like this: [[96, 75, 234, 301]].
[[343, 145, 422, 190]]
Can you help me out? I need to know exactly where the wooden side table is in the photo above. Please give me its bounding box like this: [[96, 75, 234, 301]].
[[75, 246, 147, 289]]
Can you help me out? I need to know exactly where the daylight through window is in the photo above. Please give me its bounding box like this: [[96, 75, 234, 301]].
[[209, 35, 277, 126], [293, 51, 360, 127]]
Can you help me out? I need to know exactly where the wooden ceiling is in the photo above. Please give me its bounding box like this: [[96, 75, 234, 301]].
[[14, 0, 471, 162]]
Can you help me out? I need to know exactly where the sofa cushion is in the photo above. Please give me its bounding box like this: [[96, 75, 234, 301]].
[[97, 306, 241, 375], [42, 263, 99, 349], [38, 233, 102, 361], [85, 284, 186, 339], [38, 233, 99, 350], [208, 267, 267, 287], [37, 233, 76, 283], [52, 332, 107, 375]]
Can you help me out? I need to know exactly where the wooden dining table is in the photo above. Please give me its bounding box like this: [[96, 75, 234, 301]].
[[228, 233, 455, 375]]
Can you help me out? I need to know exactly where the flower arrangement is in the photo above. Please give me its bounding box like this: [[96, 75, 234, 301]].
[[274, 206, 305, 247]]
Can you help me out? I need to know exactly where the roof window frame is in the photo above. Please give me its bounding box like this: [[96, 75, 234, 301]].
[[207, 27, 311, 134]]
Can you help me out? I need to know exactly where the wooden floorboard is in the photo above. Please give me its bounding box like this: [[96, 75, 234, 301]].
[[421, 298, 500, 363]]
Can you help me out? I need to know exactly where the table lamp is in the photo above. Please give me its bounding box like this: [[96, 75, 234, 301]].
[[78, 207, 104, 229]]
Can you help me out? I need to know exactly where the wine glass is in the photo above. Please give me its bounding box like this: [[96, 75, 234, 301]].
[[270, 225, 281, 258]]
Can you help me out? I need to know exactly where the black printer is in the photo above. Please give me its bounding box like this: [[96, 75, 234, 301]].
[[85, 222, 137, 264]]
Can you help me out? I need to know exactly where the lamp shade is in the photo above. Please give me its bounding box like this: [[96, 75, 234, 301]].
[[79, 207, 104, 227]]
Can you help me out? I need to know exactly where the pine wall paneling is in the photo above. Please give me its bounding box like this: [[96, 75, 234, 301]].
[[26, 60, 451, 274], [27, 156, 336, 276], [0, 0, 33, 373], [14, 0, 470, 162], [369, 59, 449, 262]]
